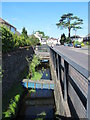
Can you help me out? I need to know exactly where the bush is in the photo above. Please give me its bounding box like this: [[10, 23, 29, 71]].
[[14, 95, 20, 103], [81, 42, 84, 47], [3, 110, 11, 118], [31, 72, 42, 80], [13, 33, 20, 49], [86, 42, 88, 45], [66, 37, 72, 44], [29, 35, 40, 46], [0, 25, 14, 53], [1, 25, 40, 53], [86, 41, 90, 45], [25, 39, 31, 46], [26, 55, 40, 78], [3, 94, 20, 119]]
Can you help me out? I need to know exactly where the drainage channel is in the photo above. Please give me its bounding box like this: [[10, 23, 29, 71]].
[[17, 60, 56, 120]]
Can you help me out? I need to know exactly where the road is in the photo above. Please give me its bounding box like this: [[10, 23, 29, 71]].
[[52, 45, 89, 74], [68, 46, 88, 55]]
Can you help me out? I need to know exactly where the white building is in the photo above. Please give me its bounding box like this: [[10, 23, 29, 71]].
[[47, 37, 60, 45], [41, 38, 47, 45], [34, 32, 47, 45], [34, 32, 42, 43]]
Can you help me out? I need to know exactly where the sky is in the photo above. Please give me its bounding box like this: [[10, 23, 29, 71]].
[[1, 2, 88, 38]]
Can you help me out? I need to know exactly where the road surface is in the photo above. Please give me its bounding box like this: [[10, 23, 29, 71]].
[[52, 45, 90, 77]]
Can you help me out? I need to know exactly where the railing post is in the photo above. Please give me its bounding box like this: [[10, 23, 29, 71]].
[[57, 54, 60, 80], [52, 50, 54, 64], [34, 82, 36, 89], [64, 60, 69, 101], [41, 83, 43, 89], [53, 52, 55, 69], [49, 83, 50, 89], [54, 52, 56, 71], [87, 77, 90, 119], [50, 48, 53, 61], [59, 56, 62, 82], [27, 80, 28, 89]]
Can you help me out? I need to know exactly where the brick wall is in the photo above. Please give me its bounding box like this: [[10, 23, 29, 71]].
[[2, 47, 34, 95]]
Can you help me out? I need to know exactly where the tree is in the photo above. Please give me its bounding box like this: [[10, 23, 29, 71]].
[[60, 33, 66, 45], [36, 31, 45, 37], [56, 13, 83, 38], [36, 31, 49, 40], [26, 55, 40, 78], [21, 27, 28, 39], [29, 34, 40, 46], [44, 36, 49, 40]]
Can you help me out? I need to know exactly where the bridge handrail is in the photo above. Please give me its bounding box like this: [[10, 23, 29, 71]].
[[49, 46, 89, 80], [49, 46, 90, 118]]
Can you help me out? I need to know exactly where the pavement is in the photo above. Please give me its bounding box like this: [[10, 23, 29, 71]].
[[52, 45, 89, 72]]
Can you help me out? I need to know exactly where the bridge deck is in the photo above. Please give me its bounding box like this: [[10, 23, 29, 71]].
[[35, 45, 50, 59], [35, 51, 50, 58], [22, 79, 54, 90]]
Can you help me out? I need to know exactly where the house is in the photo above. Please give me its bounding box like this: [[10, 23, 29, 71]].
[[34, 32, 42, 43], [0, 18, 16, 33], [71, 35, 83, 42], [41, 38, 47, 45], [83, 34, 90, 43], [16, 31, 21, 36], [34, 32, 47, 45], [47, 37, 60, 45]]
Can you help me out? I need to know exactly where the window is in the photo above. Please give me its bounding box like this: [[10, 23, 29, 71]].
[[11, 27, 15, 33]]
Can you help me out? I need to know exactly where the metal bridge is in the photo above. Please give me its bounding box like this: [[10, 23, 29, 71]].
[[22, 79, 54, 90]]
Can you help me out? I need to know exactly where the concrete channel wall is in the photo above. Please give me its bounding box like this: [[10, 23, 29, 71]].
[[2, 47, 34, 95], [49, 46, 90, 119]]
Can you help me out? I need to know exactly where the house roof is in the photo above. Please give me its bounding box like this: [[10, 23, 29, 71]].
[[71, 35, 81, 38], [0, 18, 16, 29], [16, 31, 21, 36], [85, 34, 90, 37], [50, 37, 58, 40]]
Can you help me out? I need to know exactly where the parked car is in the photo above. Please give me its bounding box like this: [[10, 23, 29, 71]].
[[68, 43, 73, 47], [64, 43, 68, 46], [56, 43, 60, 46], [74, 44, 81, 48]]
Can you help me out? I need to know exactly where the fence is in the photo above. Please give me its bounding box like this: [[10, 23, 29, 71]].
[[49, 46, 90, 119]]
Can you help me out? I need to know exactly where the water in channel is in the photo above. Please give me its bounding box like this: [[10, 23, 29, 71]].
[[17, 60, 55, 120]]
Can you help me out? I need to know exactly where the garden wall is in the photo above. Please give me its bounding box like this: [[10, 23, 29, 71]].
[[2, 47, 34, 95]]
